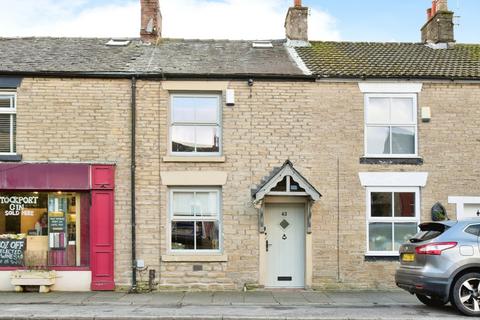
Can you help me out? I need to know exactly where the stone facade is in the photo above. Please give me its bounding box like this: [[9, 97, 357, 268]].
[[13, 77, 480, 290]]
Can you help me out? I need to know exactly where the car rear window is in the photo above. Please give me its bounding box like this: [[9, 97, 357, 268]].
[[409, 223, 450, 243]]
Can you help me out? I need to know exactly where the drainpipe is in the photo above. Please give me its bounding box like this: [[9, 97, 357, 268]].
[[130, 76, 138, 293]]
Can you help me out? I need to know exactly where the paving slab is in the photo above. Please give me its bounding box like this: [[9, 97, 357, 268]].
[[182, 292, 213, 305], [148, 292, 185, 305], [300, 291, 332, 304], [243, 291, 277, 304], [271, 291, 310, 305], [84, 291, 127, 304], [324, 291, 372, 304], [212, 291, 244, 305]]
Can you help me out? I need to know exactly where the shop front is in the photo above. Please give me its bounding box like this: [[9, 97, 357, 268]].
[[0, 163, 115, 291]]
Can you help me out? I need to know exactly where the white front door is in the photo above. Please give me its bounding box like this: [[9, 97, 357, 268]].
[[265, 203, 305, 288]]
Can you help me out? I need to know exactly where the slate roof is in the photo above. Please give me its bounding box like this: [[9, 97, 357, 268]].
[[0, 37, 144, 73], [134, 39, 305, 76], [0, 37, 305, 77], [295, 41, 480, 80], [2, 37, 480, 80]]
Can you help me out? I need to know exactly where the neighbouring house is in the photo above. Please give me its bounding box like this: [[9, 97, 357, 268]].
[[0, 0, 479, 291]]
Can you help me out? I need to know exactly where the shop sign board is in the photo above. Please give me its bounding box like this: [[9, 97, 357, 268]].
[[0, 239, 26, 266]]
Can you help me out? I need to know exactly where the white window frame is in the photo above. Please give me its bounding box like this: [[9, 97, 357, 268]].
[[169, 93, 222, 156], [0, 92, 16, 154], [364, 93, 418, 158], [366, 186, 420, 256], [168, 187, 222, 254]]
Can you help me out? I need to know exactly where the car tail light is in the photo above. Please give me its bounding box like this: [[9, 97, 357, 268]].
[[415, 242, 457, 255]]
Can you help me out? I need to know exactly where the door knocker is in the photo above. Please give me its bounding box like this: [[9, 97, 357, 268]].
[[282, 234, 287, 240]]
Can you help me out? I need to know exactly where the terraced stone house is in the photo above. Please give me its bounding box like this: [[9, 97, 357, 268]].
[[0, 0, 479, 291]]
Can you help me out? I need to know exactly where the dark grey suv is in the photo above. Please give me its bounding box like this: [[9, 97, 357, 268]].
[[396, 219, 480, 316]]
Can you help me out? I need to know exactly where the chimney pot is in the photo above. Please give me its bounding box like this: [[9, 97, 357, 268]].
[[294, 0, 302, 7], [426, 8, 432, 20], [140, 0, 162, 43]]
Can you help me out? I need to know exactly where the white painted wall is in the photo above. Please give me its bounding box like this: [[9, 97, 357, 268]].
[[0, 271, 91, 292]]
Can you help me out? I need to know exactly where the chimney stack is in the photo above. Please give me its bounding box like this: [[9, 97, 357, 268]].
[[421, 0, 454, 45], [285, 0, 308, 42], [140, 0, 162, 43]]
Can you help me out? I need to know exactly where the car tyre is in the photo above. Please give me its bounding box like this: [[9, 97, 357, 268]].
[[416, 294, 446, 307], [452, 272, 480, 316]]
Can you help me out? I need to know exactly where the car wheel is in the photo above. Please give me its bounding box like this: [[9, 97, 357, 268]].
[[416, 294, 446, 307], [452, 272, 480, 316]]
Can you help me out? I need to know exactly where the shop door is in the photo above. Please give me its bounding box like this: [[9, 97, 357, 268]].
[[265, 203, 305, 288], [90, 190, 114, 290]]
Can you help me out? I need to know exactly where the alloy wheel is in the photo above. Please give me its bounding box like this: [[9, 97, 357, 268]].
[[458, 278, 480, 312]]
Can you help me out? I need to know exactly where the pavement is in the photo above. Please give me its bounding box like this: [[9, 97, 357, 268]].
[[0, 290, 467, 319]]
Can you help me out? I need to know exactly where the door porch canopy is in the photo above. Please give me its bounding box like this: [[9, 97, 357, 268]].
[[252, 160, 321, 234]]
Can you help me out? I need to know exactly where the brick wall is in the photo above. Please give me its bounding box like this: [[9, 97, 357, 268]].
[[14, 77, 480, 290]]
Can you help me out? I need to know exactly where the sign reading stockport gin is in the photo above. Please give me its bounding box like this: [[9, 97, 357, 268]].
[[0, 196, 39, 216], [0, 239, 26, 266]]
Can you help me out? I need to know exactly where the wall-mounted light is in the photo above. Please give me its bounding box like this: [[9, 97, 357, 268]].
[[421, 107, 431, 122], [226, 89, 235, 106]]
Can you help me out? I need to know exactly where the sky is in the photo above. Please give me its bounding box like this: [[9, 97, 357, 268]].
[[0, 0, 478, 43]]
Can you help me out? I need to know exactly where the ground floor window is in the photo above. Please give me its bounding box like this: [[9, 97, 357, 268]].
[[169, 188, 221, 252], [0, 191, 89, 268], [366, 187, 419, 256]]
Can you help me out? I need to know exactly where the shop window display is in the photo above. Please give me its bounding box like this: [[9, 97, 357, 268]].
[[0, 192, 89, 268]]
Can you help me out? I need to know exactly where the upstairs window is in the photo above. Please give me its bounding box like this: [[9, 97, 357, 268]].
[[0, 93, 16, 154], [170, 94, 221, 155], [365, 94, 417, 157]]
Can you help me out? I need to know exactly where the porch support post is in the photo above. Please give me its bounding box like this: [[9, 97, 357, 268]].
[[256, 200, 266, 233], [306, 200, 313, 234]]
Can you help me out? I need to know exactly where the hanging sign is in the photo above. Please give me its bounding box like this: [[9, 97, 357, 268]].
[[0, 239, 26, 266]]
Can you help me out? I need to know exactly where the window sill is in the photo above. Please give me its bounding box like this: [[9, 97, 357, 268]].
[[161, 254, 228, 262], [364, 256, 400, 262], [163, 156, 226, 163], [360, 157, 423, 165], [0, 154, 22, 162]]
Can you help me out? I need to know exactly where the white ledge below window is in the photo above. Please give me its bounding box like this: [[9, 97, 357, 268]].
[[161, 254, 228, 262], [162, 156, 226, 163]]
